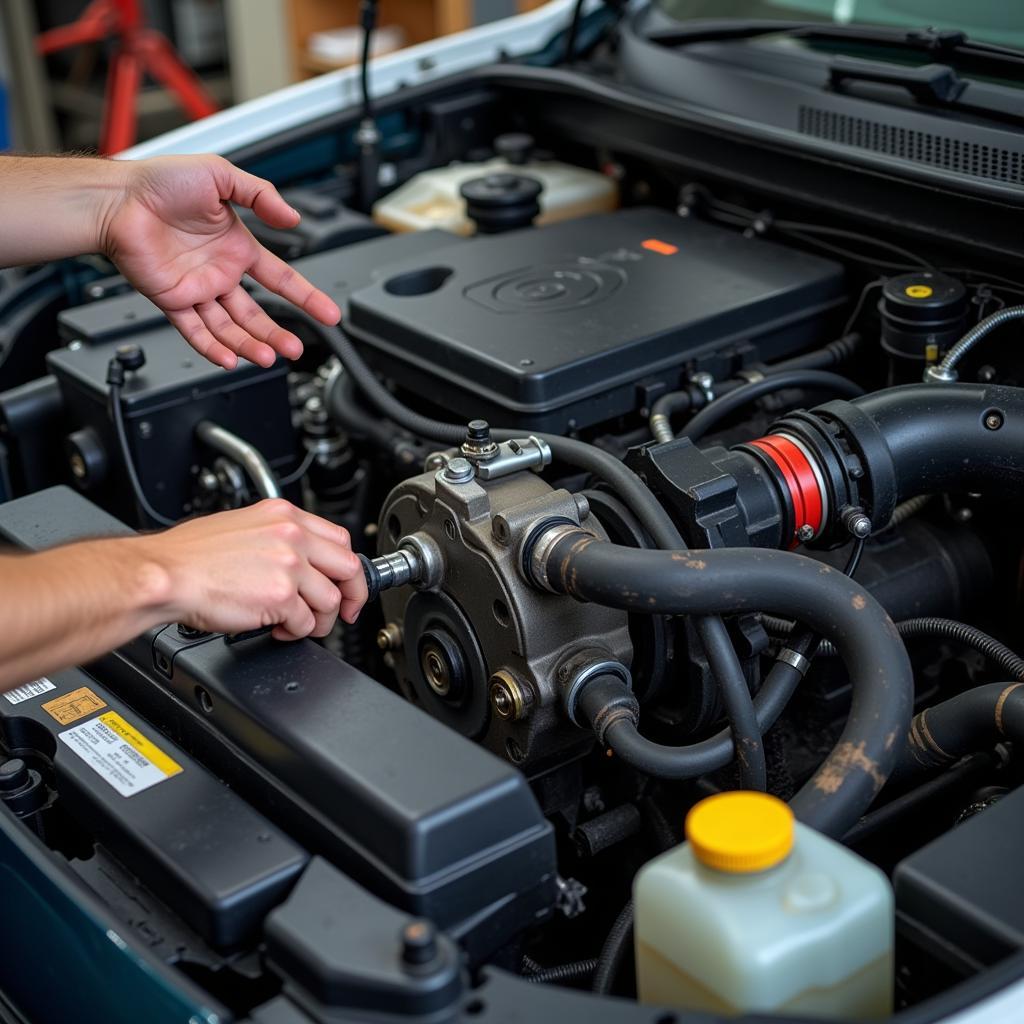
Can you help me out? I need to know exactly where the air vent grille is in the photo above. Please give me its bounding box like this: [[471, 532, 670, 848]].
[[798, 106, 1024, 184]]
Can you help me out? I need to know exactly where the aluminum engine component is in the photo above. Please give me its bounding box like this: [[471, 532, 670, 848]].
[[377, 461, 632, 770]]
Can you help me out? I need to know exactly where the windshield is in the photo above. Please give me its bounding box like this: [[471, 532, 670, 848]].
[[654, 1, 1024, 51]]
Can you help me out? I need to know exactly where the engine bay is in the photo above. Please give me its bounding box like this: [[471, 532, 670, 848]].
[[4, 10, 1024, 1021]]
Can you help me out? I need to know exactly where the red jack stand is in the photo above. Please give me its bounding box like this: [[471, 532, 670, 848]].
[[37, 0, 220, 154]]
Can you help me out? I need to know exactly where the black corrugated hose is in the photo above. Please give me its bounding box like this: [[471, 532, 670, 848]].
[[592, 899, 635, 996], [763, 615, 1024, 681], [522, 956, 599, 985]]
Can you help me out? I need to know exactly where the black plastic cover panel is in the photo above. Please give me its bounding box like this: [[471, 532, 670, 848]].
[[896, 785, 1024, 973], [345, 207, 846, 430], [0, 487, 557, 960], [0, 661, 307, 949]]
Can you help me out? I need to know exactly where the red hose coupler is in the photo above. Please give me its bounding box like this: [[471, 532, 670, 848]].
[[748, 434, 826, 546]]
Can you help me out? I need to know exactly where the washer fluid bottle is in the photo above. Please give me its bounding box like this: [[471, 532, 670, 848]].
[[634, 792, 893, 1019]]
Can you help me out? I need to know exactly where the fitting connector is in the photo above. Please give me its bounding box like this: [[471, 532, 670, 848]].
[[559, 655, 636, 743]]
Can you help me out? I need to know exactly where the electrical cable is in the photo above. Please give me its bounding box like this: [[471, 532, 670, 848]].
[[678, 369, 864, 442], [108, 380, 177, 528], [277, 448, 316, 487], [565, 0, 586, 63], [356, 0, 381, 211], [764, 615, 1024, 680]]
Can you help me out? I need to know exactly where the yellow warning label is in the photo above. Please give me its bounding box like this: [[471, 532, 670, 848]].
[[905, 284, 934, 299], [42, 686, 107, 725], [98, 712, 183, 779]]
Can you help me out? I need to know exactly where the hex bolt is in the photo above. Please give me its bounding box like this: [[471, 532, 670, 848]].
[[377, 622, 403, 651], [984, 411, 1004, 431], [489, 671, 530, 721], [840, 506, 872, 540], [796, 524, 815, 543], [400, 920, 438, 967], [442, 457, 474, 484]]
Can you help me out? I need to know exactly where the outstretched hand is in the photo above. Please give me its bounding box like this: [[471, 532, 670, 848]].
[[100, 154, 341, 369]]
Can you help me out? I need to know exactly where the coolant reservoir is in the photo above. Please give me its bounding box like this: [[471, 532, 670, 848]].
[[634, 792, 893, 1019], [372, 135, 617, 234]]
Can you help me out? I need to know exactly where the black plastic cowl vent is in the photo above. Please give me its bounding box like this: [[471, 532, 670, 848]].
[[798, 105, 1024, 184]]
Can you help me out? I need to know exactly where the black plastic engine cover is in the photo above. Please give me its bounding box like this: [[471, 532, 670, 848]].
[[0, 486, 557, 962], [344, 207, 846, 431]]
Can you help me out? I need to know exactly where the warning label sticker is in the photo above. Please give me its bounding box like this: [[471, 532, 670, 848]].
[[58, 712, 183, 797], [4, 678, 57, 705], [42, 686, 107, 725]]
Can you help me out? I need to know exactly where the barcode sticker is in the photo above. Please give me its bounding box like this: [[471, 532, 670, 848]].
[[4, 678, 57, 705]]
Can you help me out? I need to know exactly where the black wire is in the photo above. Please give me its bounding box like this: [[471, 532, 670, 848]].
[[565, 0, 587, 63], [359, 0, 377, 123], [774, 220, 935, 269], [108, 382, 177, 528], [841, 279, 884, 337], [679, 369, 864, 443], [277, 448, 316, 487]]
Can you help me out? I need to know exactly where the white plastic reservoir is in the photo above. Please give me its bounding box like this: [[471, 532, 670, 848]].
[[372, 153, 618, 235], [634, 791, 894, 1019]]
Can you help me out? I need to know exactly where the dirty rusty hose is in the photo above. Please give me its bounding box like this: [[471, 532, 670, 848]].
[[901, 682, 1024, 775], [542, 535, 912, 838]]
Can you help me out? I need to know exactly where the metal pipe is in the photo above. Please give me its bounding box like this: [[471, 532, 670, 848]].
[[195, 420, 281, 499]]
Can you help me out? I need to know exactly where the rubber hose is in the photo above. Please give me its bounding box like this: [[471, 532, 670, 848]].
[[693, 615, 766, 791], [592, 899, 634, 996], [903, 682, 1024, 774], [767, 333, 861, 373], [545, 537, 912, 838], [680, 369, 864, 443], [838, 383, 1024, 503]]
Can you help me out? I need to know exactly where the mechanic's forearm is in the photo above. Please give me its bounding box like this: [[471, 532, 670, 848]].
[[0, 537, 173, 691], [0, 155, 129, 266]]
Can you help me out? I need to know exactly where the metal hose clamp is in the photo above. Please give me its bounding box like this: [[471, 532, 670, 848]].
[[562, 659, 632, 728]]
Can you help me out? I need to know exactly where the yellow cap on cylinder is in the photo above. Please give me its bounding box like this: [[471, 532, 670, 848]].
[[685, 792, 794, 873]]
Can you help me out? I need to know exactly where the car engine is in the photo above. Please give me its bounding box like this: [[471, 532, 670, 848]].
[[3, 17, 1024, 1021]]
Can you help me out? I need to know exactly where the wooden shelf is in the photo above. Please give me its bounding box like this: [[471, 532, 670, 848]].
[[287, 0, 470, 80]]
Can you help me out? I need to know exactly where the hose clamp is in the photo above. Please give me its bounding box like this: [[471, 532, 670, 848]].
[[777, 647, 811, 677], [562, 659, 632, 728], [689, 371, 716, 405], [523, 519, 584, 593]]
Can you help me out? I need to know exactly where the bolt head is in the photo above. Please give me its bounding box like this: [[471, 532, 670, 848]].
[[985, 412, 1004, 431], [442, 457, 474, 483], [796, 524, 815, 543], [400, 920, 438, 966], [489, 671, 529, 721]]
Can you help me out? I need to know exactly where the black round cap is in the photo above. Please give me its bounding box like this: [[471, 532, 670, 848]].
[[881, 272, 968, 327], [460, 173, 543, 234]]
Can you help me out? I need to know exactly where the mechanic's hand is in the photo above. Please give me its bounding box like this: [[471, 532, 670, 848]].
[[135, 499, 367, 641], [99, 155, 341, 370]]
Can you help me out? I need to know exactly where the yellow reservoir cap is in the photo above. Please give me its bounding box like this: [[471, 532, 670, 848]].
[[686, 792, 794, 873]]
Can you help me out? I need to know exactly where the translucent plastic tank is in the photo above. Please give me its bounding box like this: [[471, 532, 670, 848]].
[[372, 155, 617, 235], [634, 792, 894, 1019]]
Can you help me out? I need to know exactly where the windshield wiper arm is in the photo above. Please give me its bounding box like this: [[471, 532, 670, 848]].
[[647, 19, 1024, 72]]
